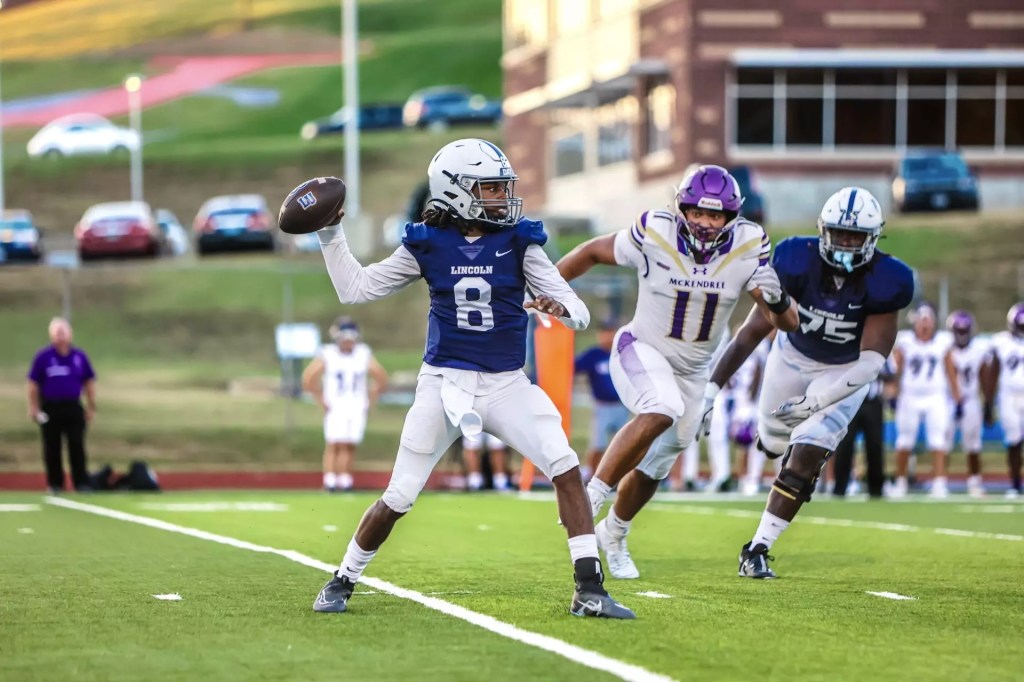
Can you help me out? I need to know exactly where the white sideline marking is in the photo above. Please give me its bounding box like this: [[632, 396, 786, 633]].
[[0, 504, 41, 512], [139, 502, 289, 512], [636, 591, 672, 599], [866, 591, 916, 601], [45, 497, 674, 682], [477, 524, 491, 531], [647, 504, 1024, 542], [957, 505, 1019, 514], [17, 528, 35, 534], [152, 593, 183, 601], [322, 525, 339, 532]]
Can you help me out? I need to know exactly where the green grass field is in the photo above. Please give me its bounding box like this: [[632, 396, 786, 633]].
[[3, 491, 1023, 680]]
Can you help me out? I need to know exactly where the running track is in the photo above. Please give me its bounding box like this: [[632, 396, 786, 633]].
[[2, 53, 338, 129]]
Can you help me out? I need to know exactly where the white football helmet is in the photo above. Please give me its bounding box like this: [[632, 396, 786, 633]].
[[426, 138, 522, 229], [817, 186, 884, 272]]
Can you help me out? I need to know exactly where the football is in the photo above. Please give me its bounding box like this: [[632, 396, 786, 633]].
[[278, 176, 347, 234]]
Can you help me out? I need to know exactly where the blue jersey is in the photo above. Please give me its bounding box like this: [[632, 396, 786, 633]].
[[402, 219, 547, 372], [574, 346, 620, 403], [774, 237, 914, 365]]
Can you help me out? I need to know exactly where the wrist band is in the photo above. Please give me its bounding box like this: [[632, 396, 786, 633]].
[[767, 290, 791, 314]]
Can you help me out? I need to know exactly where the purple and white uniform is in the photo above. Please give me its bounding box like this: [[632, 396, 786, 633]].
[[609, 209, 771, 479]]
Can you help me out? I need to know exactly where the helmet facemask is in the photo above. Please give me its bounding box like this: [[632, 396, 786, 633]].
[[946, 310, 974, 348], [678, 202, 739, 259], [817, 222, 880, 273]]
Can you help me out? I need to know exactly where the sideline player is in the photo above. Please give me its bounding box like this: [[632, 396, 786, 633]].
[[311, 138, 634, 618], [944, 310, 992, 498], [890, 303, 953, 498], [703, 187, 914, 578], [556, 164, 798, 579], [303, 316, 388, 492], [985, 303, 1024, 498]]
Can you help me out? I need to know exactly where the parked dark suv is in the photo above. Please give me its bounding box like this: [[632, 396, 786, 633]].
[[402, 86, 502, 130], [892, 151, 979, 213]]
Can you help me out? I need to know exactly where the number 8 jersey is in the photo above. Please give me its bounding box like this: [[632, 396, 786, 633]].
[[773, 236, 915, 365]]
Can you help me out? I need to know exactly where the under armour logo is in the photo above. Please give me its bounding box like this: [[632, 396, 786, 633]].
[[693, 267, 708, 275]]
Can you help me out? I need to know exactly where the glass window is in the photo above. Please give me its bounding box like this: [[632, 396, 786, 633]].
[[835, 69, 897, 87], [645, 82, 675, 155], [957, 69, 997, 87], [787, 69, 825, 86], [785, 97, 823, 145], [553, 132, 585, 176], [1007, 69, 1024, 87], [906, 99, 946, 147], [834, 99, 895, 145], [599, 0, 633, 17], [597, 97, 636, 166], [736, 98, 773, 145], [956, 99, 996, 146], [1006, 99, 1024, 146], [907, 69, 947, 87], [736, 68, 774, 86]]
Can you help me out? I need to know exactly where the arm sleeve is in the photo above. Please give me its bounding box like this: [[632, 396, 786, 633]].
[[523, 244, 590, 331], [808, 350, 888, 410], [318, 225, 422, 304]]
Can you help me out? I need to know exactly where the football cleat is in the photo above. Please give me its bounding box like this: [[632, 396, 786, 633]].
[[738, 542, 777, 579], [313, 572, 355, 613], [570, 587, 636, 619], [595, 518, 640, 580]]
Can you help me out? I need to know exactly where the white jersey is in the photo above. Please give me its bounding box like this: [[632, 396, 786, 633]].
[[949, 337, 991, 402], [728, 338, 770, 404], [319, 342, 372, 410], [896, 330, 952, 397], [612, 210, 769, 375], [992, 331, 1024, 394]]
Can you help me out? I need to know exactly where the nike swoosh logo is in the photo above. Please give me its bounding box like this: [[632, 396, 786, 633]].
[[496, 249, 513, 257], [848, 303, 863, 309]]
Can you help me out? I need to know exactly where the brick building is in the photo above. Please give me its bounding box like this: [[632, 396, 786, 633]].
[[502, 0, 1024, 226]]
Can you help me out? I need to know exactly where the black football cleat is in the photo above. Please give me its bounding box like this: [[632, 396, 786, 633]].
[[738, 542, 777, 579], [313, 572, 355, 613]]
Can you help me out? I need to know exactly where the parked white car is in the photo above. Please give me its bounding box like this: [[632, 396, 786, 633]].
[[27, 113, 139, 158]]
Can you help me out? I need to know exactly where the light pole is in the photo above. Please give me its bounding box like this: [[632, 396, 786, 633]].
[[342, 0, 359, 218], [0, 32, 6, 217], [123, 74, 143, 203]]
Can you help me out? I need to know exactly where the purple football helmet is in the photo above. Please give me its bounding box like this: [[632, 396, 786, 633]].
[[945, 310, 975, 348], [1008, 302, 1024, 337], [675, 165, 744, 258]]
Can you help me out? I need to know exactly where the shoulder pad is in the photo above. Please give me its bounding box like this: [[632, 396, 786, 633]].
[[771, 236, 813, 270], [866, 253, 915, 314], [401, 222, 433, 254], [514, 218, 547, 248]]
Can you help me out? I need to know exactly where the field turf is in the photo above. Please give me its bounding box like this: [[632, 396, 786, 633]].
[[3, 490, 1022, 681]]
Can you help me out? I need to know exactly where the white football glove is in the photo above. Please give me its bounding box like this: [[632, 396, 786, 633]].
[[772, 394, 825, 427], [696, 383, 721, 441], [747, 266, 783, 305]]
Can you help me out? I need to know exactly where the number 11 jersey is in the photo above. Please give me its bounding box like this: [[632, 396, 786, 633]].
[[773, 237, 914, 366]]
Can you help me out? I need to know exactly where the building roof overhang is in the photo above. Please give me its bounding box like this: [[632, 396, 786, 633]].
[[731, 48, 1024, 69]]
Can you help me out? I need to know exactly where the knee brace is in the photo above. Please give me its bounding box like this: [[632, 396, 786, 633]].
[[772, 448, 831, 503]]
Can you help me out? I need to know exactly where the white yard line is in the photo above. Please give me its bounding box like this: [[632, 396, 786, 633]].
[[138, 502, 289, 512], [45, 496, 674, 682], [865, 591, 917, 601], [635, 591, 672, 599], [0, 504, 41, 512], [152, 593, 183, 601], [646, 503, 1024, 542]]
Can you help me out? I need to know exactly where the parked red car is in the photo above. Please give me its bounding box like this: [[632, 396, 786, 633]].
[[75, 201, 165, 260]]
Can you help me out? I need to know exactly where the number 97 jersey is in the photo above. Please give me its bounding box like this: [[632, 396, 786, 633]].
[[773, 237, 915, 366]]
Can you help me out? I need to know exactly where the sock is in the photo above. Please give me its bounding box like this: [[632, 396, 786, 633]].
[[895, 475, 908, 489], [750, 511, 790, 550], [933, 476, 948, 489], [580, 465, 593, 482], [338, 473, 353, 490], [323, 472, 337, 489], [493, 472, 508, 490], [338, 538, 376, 583], [967, 474, 982, 487], [467, 472, 484, 490], [567, 533, 599, 563], [605, 507, 631, 539], [586, 478, 612, 517]]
